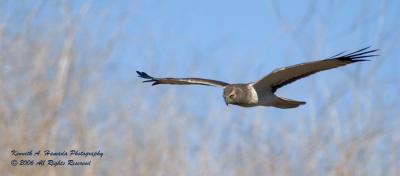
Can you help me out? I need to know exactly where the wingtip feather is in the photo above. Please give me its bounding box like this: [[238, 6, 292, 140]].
[[137, 71, 160, 86], [332, 47, 378, 62], [136, 71, 154, 79]]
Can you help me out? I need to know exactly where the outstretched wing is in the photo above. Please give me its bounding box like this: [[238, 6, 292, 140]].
[[253, 47, 378, 93], [137, 71, 229, 87]]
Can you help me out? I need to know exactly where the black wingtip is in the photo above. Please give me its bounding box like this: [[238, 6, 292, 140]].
[[136, 71, 154, 79], [332, 47, 379, 62], [137, 71, 160, 85], [352, 59, 370, 62], [136, 71, 143, 77]]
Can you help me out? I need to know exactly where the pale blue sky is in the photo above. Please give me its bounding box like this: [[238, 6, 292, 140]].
[[113, 0, 399, 116]]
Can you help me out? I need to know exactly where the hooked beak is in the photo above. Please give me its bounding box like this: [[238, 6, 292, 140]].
[[224, 97, 229, 106]]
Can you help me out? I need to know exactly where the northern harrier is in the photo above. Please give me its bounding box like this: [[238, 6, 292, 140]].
[[138, 47, 378, 109]]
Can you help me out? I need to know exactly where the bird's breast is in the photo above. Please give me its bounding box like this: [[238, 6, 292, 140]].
[[246, 84, 259, 104]]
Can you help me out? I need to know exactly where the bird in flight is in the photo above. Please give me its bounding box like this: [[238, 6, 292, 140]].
[[137, 47, 378, 109]]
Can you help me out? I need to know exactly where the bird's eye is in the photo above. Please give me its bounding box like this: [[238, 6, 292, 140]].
[[229, 94, 235, 99]]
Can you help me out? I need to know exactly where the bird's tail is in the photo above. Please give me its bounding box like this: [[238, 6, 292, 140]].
[[273, 96, 306, 109]]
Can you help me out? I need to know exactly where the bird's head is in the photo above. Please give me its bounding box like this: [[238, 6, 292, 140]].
[[223, 85, 243, 106]]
